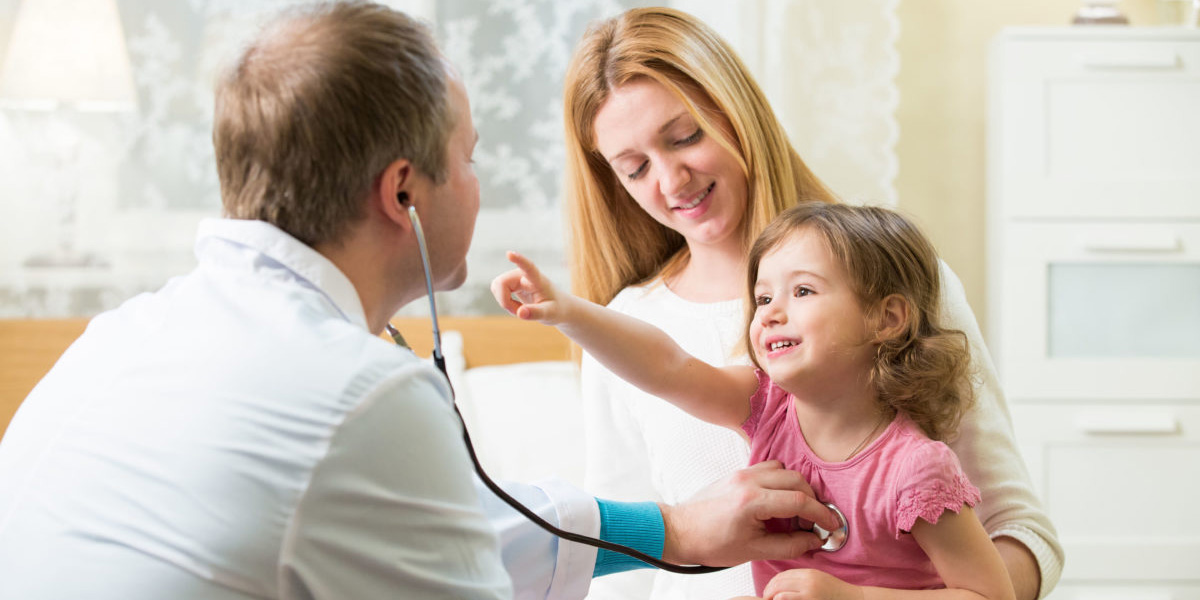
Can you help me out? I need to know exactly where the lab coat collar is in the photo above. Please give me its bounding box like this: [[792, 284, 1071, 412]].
[[194, 218, 370, 330]]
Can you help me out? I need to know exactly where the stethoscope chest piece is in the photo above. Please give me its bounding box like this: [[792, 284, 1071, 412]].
[[812, 502, 849, 552]]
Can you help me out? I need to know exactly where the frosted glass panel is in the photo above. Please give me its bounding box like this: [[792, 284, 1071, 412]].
[[1048, 263, 1200, 358]]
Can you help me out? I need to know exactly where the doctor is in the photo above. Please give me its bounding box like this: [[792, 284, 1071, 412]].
[[0, 2, 837, 599]]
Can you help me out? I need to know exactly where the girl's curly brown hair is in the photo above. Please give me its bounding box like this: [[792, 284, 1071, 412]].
[[744, 202, 973, 441]]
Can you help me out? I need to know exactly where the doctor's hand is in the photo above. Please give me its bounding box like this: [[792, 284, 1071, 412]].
[[660, 460, 839, 568], [491, 251, 577, 325]]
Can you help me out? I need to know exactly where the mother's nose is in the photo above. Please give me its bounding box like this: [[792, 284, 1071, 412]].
[[657, 157, 692, 198]]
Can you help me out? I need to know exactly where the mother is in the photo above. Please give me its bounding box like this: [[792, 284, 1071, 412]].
[[561, 7, 1062, 600]]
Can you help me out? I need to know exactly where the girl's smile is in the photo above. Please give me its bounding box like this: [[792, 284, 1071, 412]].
[[763, 336, 801, 359]]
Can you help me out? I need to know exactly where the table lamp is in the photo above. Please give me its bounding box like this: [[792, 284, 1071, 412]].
[[0, 0, 137, 268]]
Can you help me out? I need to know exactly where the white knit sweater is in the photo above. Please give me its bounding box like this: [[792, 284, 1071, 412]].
[[581, 262, 1064, 600]]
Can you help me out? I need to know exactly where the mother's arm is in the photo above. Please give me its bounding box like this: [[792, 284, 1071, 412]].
[[937, 261, 1065, 600]]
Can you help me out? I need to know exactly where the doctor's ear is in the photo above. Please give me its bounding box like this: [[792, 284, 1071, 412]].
[[378, 159, 419, 227]]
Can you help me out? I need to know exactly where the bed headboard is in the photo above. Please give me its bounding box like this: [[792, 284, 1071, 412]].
[[389, 316, 572, 367], [0, 316, 570, 439]]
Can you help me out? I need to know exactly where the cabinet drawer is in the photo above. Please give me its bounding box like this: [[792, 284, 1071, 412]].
[[1049, 582, 1200, 600], [992, 221, 1200, 401], [990, 30, 1200, 219], [1010, 402, 1200, 582]]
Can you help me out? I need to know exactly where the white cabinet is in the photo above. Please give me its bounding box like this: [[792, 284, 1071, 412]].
[[992, 30, 1200, 219], [1010, 404, 1200, 582], [987, 28, 1200, 598]]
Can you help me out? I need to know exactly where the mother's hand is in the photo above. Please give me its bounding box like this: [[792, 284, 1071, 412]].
[[660, 460, 838, 567]]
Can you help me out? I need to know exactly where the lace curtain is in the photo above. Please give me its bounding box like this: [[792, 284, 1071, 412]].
[[0, 0, 896, 317]]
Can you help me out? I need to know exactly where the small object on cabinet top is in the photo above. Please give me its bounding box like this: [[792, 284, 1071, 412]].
[[1073, 0, 1131, 24]]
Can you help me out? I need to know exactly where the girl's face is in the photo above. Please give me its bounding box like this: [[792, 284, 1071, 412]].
[[749, 228, 877, 393], [592, 78, 749, 254]]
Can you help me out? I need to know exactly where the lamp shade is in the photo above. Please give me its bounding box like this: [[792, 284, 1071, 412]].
[[0, 0, 137, 111]]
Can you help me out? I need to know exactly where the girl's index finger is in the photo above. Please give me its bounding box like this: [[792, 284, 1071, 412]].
[[506, 250, 542, 281]]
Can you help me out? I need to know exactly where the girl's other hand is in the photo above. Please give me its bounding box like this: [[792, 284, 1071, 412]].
[[762, 569, 863, 600]]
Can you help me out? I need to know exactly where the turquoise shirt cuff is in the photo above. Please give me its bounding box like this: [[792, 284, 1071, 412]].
[[592, 498, 665, 577]]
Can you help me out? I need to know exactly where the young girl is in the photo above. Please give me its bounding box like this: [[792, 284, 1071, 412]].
[[492, 202, 1016, 600]]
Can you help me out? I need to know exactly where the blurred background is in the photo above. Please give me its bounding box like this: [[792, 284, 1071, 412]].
[[0, 0, 1177, 328]]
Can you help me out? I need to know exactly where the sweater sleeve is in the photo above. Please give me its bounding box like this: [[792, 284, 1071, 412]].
[[937, 261, 1065, 598], [593, 499, 665, 576]]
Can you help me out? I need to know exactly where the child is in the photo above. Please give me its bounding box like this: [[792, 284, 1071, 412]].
[[492, 202, 1016, 600]]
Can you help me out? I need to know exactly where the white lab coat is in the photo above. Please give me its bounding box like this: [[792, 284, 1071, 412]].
[[0, 219, 599, 599]]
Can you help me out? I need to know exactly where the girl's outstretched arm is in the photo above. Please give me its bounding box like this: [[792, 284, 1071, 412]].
[[492, 251, 756, 430]]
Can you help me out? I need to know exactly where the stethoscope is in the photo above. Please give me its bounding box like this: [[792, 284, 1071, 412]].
[[387, 204, 849, 574]]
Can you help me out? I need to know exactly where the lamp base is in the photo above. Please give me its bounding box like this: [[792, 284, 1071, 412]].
[[23, 249, 111, 269]]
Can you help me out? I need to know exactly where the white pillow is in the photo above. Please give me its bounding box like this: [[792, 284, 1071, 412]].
[[457, 361, 586, 489]]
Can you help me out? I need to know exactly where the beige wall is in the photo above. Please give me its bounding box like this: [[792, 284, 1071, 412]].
[[895, 0, 1160, 336]]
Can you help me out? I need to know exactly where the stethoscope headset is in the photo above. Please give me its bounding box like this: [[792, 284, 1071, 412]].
[[389, 193, 847, 575]]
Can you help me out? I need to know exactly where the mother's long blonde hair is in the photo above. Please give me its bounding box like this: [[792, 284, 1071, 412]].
[[563, 7, 836, 305]]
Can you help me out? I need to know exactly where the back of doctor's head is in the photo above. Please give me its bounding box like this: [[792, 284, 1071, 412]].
[[213, 1, 454, 247]]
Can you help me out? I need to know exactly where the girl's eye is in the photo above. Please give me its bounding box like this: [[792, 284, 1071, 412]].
[[675, 128, 703, 146], [754, 294, 771, 306], [794, 286, 814, 298], [626, 160, 648, 181]]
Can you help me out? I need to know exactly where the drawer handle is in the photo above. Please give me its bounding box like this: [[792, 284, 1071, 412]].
[[1078, 52, 1181, 70], [1081, 234, 1181, 253], [1077, 412, 1180, 435], [1076, 593, 1173, 600]]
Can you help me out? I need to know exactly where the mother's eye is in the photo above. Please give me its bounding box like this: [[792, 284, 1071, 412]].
[[675, 128, 703, 146], [624, 160, 649, 181]]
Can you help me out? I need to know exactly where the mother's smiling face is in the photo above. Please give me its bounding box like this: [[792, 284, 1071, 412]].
[[591, 77, 749, 256]]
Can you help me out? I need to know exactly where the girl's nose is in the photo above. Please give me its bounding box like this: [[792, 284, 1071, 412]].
[[758, 299, 786, 326]]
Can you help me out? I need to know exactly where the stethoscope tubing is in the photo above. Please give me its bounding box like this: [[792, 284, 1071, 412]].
[[396, 206, 724, 574]]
